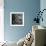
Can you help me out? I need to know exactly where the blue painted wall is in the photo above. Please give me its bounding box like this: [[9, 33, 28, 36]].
[[4, 0, 40, 42]]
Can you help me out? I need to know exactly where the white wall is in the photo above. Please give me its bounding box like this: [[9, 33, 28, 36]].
[[40, 0, 46, 9], [40, 0, 46, 45], [40, 0, 46, 27], [0, 0, 4, 42]]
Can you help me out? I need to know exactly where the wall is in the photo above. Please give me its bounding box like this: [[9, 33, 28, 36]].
[[4, 0, 40, 42], [40, 0, 46, 27], [40, 0, 46, 45], [0, 0, 4, 42]]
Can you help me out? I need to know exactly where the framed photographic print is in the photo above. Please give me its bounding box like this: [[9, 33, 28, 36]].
[[10, 12, 24, 26]]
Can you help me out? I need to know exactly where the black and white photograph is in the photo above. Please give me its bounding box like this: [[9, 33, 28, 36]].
[[10, 12, 24, 26]]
